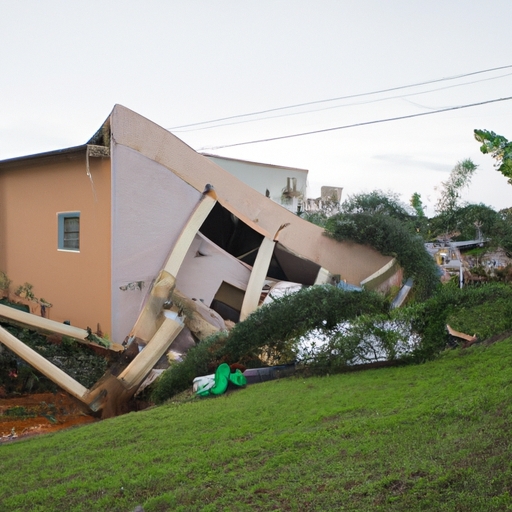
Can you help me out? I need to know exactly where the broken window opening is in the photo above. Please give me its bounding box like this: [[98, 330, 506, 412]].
[[210, 281, 245, 323], [199, 202, 289, 281], [199, 203, 323, 289]]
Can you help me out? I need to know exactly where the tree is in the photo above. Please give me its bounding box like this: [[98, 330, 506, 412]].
[[435, 159, 478, 234], [302, 190, 413, 229], [409, 192, 430, 238], [474, 129, 512, 184], [410, 192, 426, 218], [341, 190, 413, 222], [436, 159, 478, 215]]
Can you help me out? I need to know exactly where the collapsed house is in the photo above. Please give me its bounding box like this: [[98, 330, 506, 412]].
[[0, 105, 402, 413]]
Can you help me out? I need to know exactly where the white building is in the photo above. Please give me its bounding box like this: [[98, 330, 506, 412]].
[[203, 154, 308, 213]]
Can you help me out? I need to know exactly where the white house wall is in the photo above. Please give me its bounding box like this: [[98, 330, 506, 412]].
[[111, 144, 202, 342], [205, 155, 307, 209]]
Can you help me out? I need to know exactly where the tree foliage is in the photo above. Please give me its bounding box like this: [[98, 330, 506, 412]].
[[429, 203, 512, 252], [434, 159, 478, 237], [300, 210, 329, 227], [474, 129, 512, 184], [341, 190, 413, 222], [325, 212, 440, 300], [410, 192, 426, 218], [435, 159, 478, 216], [338, 190, 432, 238]]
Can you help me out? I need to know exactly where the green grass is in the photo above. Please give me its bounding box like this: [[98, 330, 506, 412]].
[[2, 340, 512, 511]]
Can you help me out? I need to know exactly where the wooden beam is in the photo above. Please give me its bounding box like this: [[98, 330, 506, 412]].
[[0, 304, 123, 352], [0, 324, 89, 402], [163, 190, 217, 277], [128, 271, 176, 344], [239, 224, 290, 322], [83, 312, 186, 415], [446, 324, 477, 343], [240, 236, 276, 321], [129, 188, 217, 343], [118, 313, 184, 389]]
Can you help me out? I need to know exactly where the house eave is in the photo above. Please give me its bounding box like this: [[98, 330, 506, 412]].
[[0, 144, 89, 170]]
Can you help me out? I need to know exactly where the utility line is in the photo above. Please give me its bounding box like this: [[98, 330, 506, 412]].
[[175, 72, 512, 133], [170, 64, 512, 130], [199, 96, 512, 151]]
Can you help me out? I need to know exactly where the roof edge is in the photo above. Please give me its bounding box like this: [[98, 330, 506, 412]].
[[202, 153, 309, 173], [0, 144, 89, 169]]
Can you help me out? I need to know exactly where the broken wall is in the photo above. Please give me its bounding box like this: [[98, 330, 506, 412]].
[[175, 233, 252, 307], [110, 144, 203, 342], [110, 105, 395, 287]]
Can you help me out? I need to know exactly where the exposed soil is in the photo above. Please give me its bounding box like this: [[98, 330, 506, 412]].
[[0, 392, 98, 443]]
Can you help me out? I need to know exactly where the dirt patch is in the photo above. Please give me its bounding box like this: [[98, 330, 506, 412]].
[[0, 392, 98, 443]]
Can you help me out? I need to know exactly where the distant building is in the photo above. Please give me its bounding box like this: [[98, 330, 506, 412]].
[[306, 186, 343, 214]]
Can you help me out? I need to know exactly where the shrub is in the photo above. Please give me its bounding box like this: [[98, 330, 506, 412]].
[[325, 213, 440, 300], [0, 325, 108, 392], [406, 282, 512, 361], [151, 286, 388, 402], [220, 285, 388, 363], [298, 309, 421, 374]]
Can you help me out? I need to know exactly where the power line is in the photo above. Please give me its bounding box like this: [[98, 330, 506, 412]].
[[170, 64, 512, 130], [199, 96, 512, 151], [175, 72, 512, 133]]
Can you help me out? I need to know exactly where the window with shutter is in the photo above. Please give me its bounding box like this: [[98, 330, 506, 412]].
[[58, 212, 80, 251]]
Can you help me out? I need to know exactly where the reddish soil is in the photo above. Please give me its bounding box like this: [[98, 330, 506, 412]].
[[0, 392, 98, 443]]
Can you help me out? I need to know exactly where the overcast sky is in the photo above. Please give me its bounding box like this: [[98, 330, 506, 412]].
[[2, 0, 512, 214]]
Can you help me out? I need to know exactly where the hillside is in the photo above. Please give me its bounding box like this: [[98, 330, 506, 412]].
[[1, 338, 512, 511]]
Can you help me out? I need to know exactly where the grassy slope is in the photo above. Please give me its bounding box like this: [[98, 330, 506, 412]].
[[1, 340, 512, 512]]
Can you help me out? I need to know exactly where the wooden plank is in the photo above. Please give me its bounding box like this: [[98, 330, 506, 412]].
[[164, 191, 217, 277], [129, 189, 217, 343], [239, 224, 290, 321], [240, 237, 276, 321], [118, 314, 184, 388], [446, 324, 477, 343], [0, 304, 123, 352], [0, 325, 89, 402]]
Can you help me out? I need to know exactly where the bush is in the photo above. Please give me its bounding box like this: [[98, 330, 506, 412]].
[[0, 325, 108, 392], [151, 286, 388, 402], [302, 282, 512, 371], [152, 282, 512, 402], [298, 309, 421, 374], [325, 213, 440, 300], [151, 334, 220, 404], [406, 282, 512, 361]]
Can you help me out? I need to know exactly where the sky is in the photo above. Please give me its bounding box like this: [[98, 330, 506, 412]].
[[2, 0, 512, 216]]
